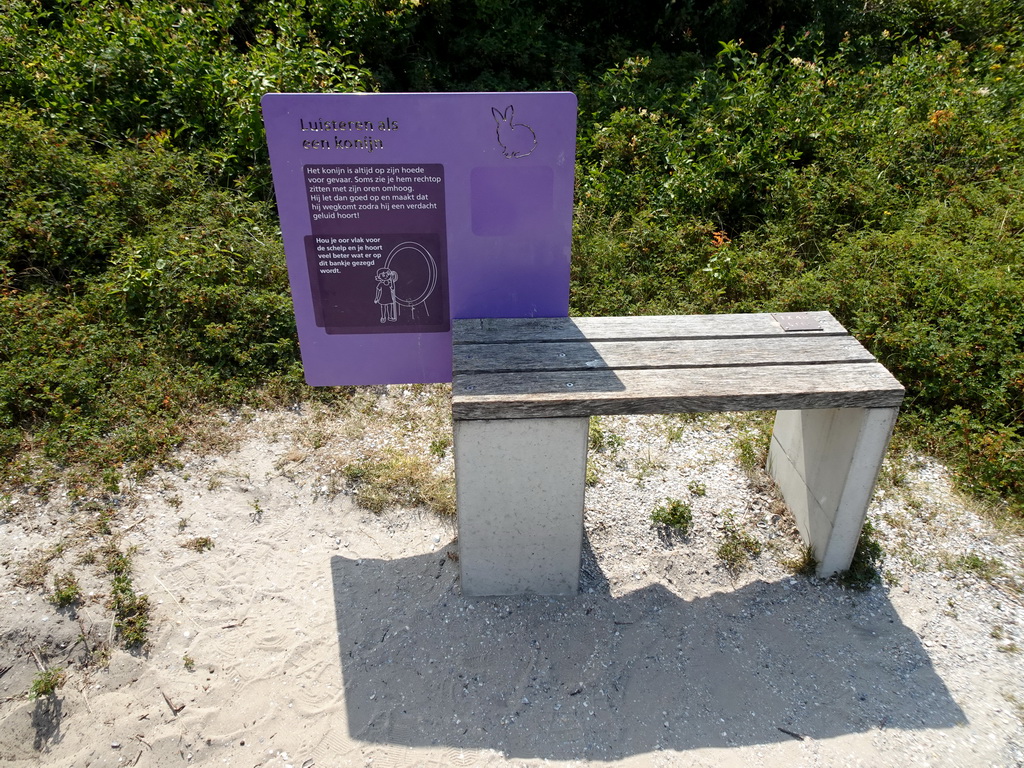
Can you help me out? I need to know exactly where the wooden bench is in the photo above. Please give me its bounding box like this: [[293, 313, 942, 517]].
[[451, 312, 905, 597]]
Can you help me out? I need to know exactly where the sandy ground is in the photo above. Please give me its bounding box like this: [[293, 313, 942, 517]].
[[2, 386, 1023, 767]]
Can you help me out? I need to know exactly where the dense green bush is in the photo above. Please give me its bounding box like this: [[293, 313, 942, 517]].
[[0, 0, 1021, 513], [571, 29, 1024, 511], [0, 0, 376, 196], [0, 106, 303, 489]]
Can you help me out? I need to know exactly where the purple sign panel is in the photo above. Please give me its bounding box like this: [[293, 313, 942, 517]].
[[262, 92, 577, 385]]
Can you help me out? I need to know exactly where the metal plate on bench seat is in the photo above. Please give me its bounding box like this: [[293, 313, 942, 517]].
[[772, 312, 824, 332]]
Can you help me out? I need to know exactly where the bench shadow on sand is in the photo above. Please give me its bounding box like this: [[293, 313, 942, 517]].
[[330, 535, 965, 761]]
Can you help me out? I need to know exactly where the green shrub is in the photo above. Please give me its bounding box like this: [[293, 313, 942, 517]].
[[716, 511, 763, 571], [0, 1, 376, 195], [30, 668, 66, 699], [49, 572, 82, 608], [651, 498, 693, 533], [837, 521, 884, 590], [0, 107, 306, 489], [106, 549, 151, 649]]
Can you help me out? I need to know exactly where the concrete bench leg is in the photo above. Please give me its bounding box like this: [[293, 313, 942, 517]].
[[454, 417, 589, 597], [767, 407, 899, 577]]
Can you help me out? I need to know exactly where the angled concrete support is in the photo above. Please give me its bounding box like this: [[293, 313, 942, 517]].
[[454, 417, 589, 597], [767, 407, 900, 577]]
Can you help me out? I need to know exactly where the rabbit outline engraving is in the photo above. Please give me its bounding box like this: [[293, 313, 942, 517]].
[[491, 105, 537, 159]]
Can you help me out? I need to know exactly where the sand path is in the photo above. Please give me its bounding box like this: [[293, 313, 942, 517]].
[[2, 389, 1022, 766]]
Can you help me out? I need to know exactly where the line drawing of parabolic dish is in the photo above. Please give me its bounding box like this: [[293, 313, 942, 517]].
[[382, 240, 438, 320]]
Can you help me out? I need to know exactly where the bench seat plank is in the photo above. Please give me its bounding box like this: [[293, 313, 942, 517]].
[[453, 312, 847, 344], [454, 335, 877, 374], [453, 362, 905, 420]]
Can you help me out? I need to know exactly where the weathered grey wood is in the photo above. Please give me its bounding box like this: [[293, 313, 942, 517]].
[[452, 312, 906, 592], [453, 312, 847, 345], [454, 335, 876, 375], [453, 362, 906, 420]]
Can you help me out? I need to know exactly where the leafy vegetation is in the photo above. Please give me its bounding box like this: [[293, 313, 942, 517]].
[[29, 667, 66, 699], [651, 498, 693, 533], [106, 546, 151, 648], [716, 510, 764, 571], [0, 106, 307, 492], [570, 27, 1024, 513], [341, 449, 455, 515], [837, 520, 884, 589], [49, 571, 83, 608], [0, 1, 1021, 518], [784, 544, 819, 577], [181, 536, 215, 552]]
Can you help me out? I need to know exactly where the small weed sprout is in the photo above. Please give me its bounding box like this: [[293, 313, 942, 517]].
[[111, 577, 150, 648], [183, 654, 195, 671], [716, 511, 763, 571], [941, 552, 1006, 583], [50, 572, 83, 608], [943, 598, 959, 619], [182, 536, 215, 552], [106, 547, 150, 649], [429, 436, 451, 457], [837, 521, 884, 590], [589, 417, 623, 453], [16, 551, 54, 589], [651, 499, 693, 533], [76, 550, 98, 566], [663, 413, 700, 442], [342, 462, 368, 482], [30, 667, 66, 699], [94, 510, 114, 536], [731, 413, 773, 477], [249, 500, 264, 524], [687, 480, 707, 497], [105, 548, 132, 576], [784, 544, 818, 577], [632, 450, 666, 485]]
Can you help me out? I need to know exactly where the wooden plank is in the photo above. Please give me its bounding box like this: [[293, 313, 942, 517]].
[[452, 312, 848, 345], [454, 335, 876, 374], [452, 362, 905, 420]]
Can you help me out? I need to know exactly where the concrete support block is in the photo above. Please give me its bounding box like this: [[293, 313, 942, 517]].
[[767, 407, 899, 577], [454, 417, 589, 597]]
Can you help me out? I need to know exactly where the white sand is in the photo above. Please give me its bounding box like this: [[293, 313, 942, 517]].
[[1, 387, 1022, 767]]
